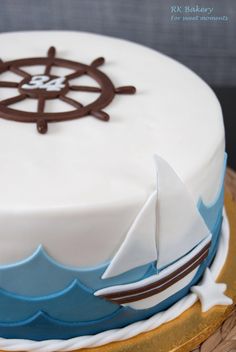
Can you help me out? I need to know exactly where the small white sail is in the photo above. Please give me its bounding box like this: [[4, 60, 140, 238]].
[[155, 155, 211, 269], [102, 191, 158, 279]]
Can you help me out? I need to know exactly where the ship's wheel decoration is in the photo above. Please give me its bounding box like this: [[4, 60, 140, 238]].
[[0, 47, 136, 134]]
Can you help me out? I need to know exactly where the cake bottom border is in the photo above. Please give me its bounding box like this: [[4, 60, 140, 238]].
[[0, 192, 235, 352]]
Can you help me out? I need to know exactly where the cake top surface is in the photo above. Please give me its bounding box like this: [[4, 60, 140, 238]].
[[0, 30, 224, 211]]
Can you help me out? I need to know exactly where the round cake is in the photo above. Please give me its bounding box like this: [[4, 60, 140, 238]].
[[0, 31, 231, 349]]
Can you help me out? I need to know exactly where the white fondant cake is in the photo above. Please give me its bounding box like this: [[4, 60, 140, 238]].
[[0, 31, 224, 266], [0, 31, 230, 347]]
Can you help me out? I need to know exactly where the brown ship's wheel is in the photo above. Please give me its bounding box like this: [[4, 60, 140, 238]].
[[0, 47, 136, 134]]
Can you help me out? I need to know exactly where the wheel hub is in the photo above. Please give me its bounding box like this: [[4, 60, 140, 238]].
[[19, 75, 70, 99]]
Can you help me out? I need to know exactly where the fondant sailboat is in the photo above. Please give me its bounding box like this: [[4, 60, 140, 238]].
[[95, 155, 211, 309]]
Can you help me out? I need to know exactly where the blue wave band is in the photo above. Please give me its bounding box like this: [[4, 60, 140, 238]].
[[0, 154, 226, 339]]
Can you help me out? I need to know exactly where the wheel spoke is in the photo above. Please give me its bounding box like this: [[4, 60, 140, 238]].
[[0, 81, 19, 88], [9, 67, 31, 78], [37, 118, 48, 134], [47, 46, 56, 58], [59, 95, 83, 109], [115, 86, 136, 94], [66, 70, 86, 81], [70, 85, 101, 93], [91, 110, 110, 121], [45, 46, 56, 75], [0, 94, 27, 106], [37, 96, 46, 113], [45, 63, 53, 76], [91, 57, 105, 68]]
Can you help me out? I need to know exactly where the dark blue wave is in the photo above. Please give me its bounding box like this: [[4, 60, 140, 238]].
[[0, 310, 130, 340], [0, 279, 120, 322]]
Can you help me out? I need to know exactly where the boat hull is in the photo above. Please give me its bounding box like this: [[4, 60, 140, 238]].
[[96, 236, 211, 309]]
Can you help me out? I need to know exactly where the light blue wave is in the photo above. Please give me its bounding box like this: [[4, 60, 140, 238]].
[[0, 245, 156, 296]]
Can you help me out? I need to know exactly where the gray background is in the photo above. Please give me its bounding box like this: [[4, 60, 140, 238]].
[[0, 0, 235, 87]]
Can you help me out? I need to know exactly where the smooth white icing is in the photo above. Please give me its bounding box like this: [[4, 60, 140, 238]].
[[0, 31, 224, 266], [0, 212, 230, 352]]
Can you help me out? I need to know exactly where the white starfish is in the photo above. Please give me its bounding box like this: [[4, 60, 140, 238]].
[[191, 268, 233, 312]]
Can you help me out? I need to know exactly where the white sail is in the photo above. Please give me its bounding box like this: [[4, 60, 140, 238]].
[[102, 191, 157, 279], [155, 155, 210, 269], [102, 154, 211, 280]]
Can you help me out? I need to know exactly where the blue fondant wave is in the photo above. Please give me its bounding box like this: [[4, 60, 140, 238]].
[[0, 309, 132, 340], [0, 246, 156, 296], [0, 279, 120, 322]]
